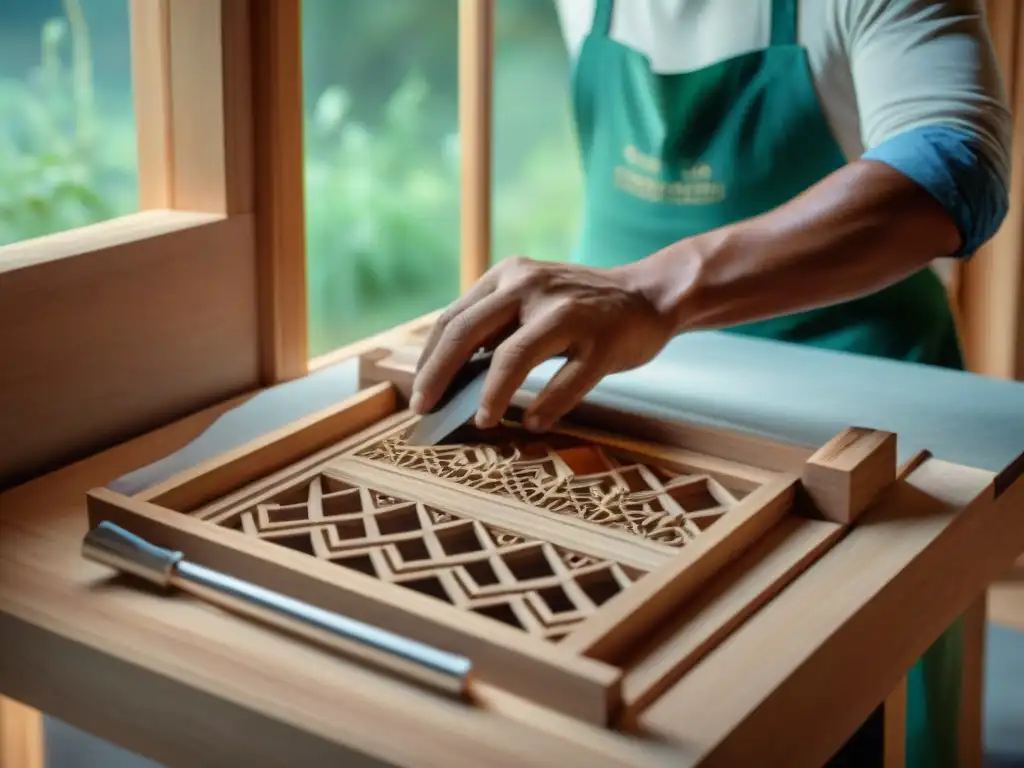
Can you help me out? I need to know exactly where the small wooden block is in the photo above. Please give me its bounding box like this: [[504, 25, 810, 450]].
[[801, 427, 897, 524]]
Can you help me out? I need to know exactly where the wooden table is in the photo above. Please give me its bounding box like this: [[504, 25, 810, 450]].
[[2, 332, 1022, 768]]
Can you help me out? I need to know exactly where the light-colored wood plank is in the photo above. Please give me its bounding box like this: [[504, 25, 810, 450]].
[[0, 210, 218, 273], [135, 383, 398, 511], [1, 373, 1019, 767], [561, 476, 797, 661], [619, 516, 844, 725], [130, 0, 256, 214], [0, 213, 259, 489], [220, 0, 257, 215], [129, 0, 173, 208], [190, 410, 415, 523], [309, 311, 441, 373], [0, 696, 44, 768], [251, 0, 309, 383], [641, 459, 1022, 768], [458, 0, 494, 291], [164, 0, 255, 214], [801, 427, 897, 524], [0, 549, 672, 768], [955, 1, 1023, 380], [356, 342, 819, 474]]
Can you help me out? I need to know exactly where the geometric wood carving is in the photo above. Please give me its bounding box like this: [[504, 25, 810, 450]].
[[224, 472, 644, 641], [356, 423, 746, 547], [85, 376, 864, 726]]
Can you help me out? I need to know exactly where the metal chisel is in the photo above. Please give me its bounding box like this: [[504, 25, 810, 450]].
[[405, 348, 495, 447], [82, 521, 473, 698]]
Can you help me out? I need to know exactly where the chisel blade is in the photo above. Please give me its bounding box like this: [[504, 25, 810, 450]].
[[404, 349, 494, 447]]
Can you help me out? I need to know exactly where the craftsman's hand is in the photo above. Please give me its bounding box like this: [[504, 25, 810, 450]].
[[410, 256, 676, 432]]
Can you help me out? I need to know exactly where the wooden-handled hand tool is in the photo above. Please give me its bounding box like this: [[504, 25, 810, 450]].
[[82, 521, 474, 698]]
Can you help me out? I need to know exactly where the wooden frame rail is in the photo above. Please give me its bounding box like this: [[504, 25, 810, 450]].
[[951, 0, 1024, 381], [458, 0, 495, 291]]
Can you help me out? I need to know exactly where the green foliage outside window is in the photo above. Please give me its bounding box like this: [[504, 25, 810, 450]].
[[0, 0, 583, 357]]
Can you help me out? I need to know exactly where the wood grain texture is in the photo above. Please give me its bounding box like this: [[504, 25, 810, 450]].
[[86, 488, 622, 726], [618, 516, 844, 725], [80, 381, 838, 728], [2, 377, 1021, 766], [130, 0, 255, 213], [0, 0, 266, 489], [136, 383, 398, 511], [309, 311, 440, 373], [458, 0, 494, 291], [801, 428, 897, 524], [357, 344, 818, 474], [129, 0, 173, 208], [251, 0, 309, 382], [560, 476, 798, 661], [0, 213, 259, 489], [642, 459, 1022, 768], [954, 0, 1023, 380]]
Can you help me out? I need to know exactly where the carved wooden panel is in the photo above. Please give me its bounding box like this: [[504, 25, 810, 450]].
[[187, 414, 785, 652], [210, 471, 644, 641], [89, 379, 882, 725], [355, 422, 749, 548]]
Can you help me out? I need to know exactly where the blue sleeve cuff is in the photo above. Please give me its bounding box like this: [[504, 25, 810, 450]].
[[862, 125, 1009, 258]]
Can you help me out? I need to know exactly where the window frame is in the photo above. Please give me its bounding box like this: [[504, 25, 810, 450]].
[[0, 0, 307, 487]]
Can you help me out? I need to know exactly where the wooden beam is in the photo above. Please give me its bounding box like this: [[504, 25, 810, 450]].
[[251, 0, 310, 383], [0, 213, 259, 489], [954, 1, 1024, 380], [129, 0, 255, 214], [458, 0, 494, 291], [129, 0, 173, 209]]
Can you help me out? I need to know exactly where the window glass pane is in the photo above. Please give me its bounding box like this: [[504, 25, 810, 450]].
[[493, 1, 581, 266], [0, 0, 138, 246], [302, 0, 461, 357], [302, 0, 580, 357]]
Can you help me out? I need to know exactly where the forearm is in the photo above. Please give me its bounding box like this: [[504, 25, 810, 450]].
[[626, 159, 962, 333]]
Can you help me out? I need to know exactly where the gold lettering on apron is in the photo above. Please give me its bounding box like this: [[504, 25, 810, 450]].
[[614, 155, 725, 205]]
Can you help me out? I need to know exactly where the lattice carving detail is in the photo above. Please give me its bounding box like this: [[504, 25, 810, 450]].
[[223, 474, 644, 641], [355, 429, 742, 547]]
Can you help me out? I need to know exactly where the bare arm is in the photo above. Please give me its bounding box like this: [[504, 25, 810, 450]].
[[626, 159, 961, 334], [412, 159, 961, 432]]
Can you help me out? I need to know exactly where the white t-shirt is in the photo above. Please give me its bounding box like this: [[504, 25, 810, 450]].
[[553, 0, 1011, 191]]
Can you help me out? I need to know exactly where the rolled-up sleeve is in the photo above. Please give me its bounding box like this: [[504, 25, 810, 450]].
[[845, 0, 1012, 257]]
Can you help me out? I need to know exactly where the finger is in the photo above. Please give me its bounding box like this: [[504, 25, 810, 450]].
[[416, 270, 499, 373], [475, 316, 573, 428], [523, 354, 608, 432], [412, 291, 520, 414]]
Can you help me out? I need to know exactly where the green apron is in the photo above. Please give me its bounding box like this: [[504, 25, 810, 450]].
[[569, 0, 965, 765]]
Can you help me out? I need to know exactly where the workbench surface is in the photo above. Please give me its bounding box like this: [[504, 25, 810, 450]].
[[2, 331, 1022, 767]]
